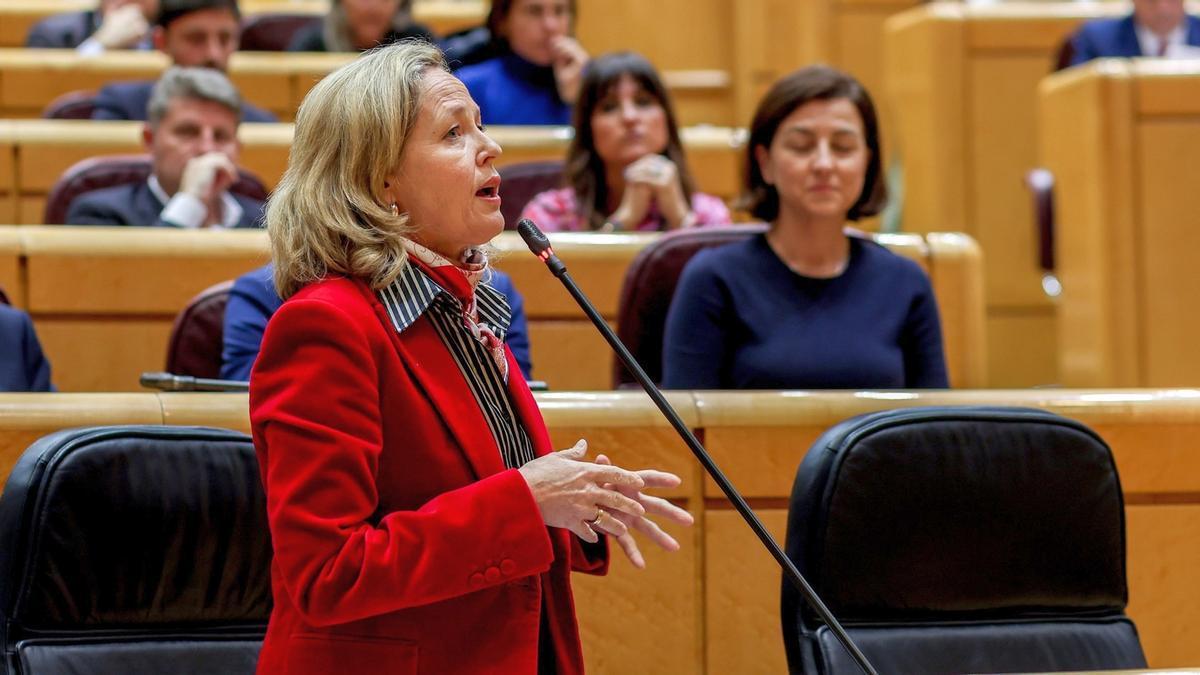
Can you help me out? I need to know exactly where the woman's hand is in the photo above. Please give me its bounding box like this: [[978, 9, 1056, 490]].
[[551, 36, 589, 104], [621, 155, 694, 230], [591, 454, 694, 569], [519, 440, 646, 543]]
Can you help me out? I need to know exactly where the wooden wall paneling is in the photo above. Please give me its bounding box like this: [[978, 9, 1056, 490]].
[[925, 232, 988, 388]]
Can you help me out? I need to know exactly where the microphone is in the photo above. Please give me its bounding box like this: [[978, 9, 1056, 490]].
[[515, 219, 878, 675], [139, 371, 250, 393]]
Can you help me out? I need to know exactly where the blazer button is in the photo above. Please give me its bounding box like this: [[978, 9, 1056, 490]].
[[485, 566, 501, 583], [500, 559, 516, 575], [469, 572, 485, 588]]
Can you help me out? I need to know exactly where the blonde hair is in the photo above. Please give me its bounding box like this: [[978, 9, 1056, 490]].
[[267, 40, 446, 299]]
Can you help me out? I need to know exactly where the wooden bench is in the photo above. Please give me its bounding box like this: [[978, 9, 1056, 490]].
[[0, 48, 732, 125], [883, 2, 1143, 388], [0, 226, 985, 392], [1, 388, 1197, 669], [1040, 60, 1200, 387], [0, 121, 743, 225]]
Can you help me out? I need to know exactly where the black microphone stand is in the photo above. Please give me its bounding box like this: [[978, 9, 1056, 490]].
[[515, 220, 878, 675]]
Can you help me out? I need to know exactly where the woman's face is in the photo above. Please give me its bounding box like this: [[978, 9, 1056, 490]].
[[386, 70, 504, 258], [343, 0, 400, 47], [501, 0, 571, 66], [590, 74, 669, 171], [754, 97, 869, 222]]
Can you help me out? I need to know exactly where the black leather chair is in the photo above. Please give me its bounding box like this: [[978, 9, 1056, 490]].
[[0, 426, 272, 675], [783, 407, 1146, 674]]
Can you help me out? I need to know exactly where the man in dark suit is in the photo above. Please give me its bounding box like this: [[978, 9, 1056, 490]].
[[25, 0, 157, 53], [67, 67, 265, 229], [0, 304, 54, 392], [91, 0, 277, 122], [1071, 0, 1200, 65]]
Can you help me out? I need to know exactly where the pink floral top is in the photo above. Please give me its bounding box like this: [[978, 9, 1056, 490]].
[[519, 187, 732, 233]]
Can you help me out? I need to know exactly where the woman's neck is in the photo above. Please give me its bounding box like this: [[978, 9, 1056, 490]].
[[766, 207, 850, 278]]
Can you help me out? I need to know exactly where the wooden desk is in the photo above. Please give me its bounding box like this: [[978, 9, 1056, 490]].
[[0, 48, 732, 126], [0, 121, 743, 225], [0, 225, 984, 393], [883, 2, 1144, 388], [1040, 60, 1200, 388], [1, 389, 1198, 670], [0, 0, 485, 49]]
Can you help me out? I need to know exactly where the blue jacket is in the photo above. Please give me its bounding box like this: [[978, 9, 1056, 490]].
[[65, 181, 265, 228], [221, 264, 534, 381], [0, 305, 53, 392], [456, 53, 571, 126], [91, 80, 279, 123], [1071, 13, 1200, 65], [25, 10, 96, 48]]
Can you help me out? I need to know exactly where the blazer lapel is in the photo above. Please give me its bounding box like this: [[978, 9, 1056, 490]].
[[360, 285, 507, 481], [1188, 15, 1200, 48], [1118, 16, 1144, 56]]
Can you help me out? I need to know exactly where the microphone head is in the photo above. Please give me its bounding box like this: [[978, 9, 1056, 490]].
[[516, 218, 553, 257]]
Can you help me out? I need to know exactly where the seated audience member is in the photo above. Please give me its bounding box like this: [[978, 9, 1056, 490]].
[[287, 0, 435, 52], [26, 0, 158, 53], [454, 0, 588, 125], [521, 52, 730, 232], [1070, 0, 1200, 65], [0, 304, 54, 392], [91, 0, 277, 122], [221, 264, 533, 381], [67, 67, 265, 229], [662, 66, 948, 390]]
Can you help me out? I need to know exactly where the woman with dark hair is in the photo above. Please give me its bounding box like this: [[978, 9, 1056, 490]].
[[453, 0, 587, 125], [520, 51, 730, 232], [287, 0, 434, 52], [662, 65, 948, 390]]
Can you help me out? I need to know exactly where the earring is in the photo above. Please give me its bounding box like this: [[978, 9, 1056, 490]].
[[390, 203, 399, 216]]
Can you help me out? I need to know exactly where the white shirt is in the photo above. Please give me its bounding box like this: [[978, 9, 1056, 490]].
[[1135, 21, 1188, 57], [147, 175, 244, 230]]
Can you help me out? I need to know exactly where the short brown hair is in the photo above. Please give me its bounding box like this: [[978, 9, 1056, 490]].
[[741, 65, 887, 222]]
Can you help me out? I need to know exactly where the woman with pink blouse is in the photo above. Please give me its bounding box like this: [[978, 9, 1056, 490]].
[[520, 51, 731, 232]]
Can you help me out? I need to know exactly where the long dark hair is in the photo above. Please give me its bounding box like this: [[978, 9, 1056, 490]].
[[564, 51, 696, 231], [741, 65, 887, 222]]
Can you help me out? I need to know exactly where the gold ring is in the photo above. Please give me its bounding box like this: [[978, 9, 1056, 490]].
[[587, 508, 606, 527]]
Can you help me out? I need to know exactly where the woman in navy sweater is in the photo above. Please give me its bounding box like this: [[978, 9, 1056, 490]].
[[662, 66, 948, 390]]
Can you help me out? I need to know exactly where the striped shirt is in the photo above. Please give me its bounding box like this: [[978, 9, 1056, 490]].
[[378, 261, 536, 470]]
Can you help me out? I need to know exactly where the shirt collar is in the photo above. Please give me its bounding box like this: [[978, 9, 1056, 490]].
[[1135, 20, 1188, 56], [146, 175, 244, 229], [377, 257, 513, 338]]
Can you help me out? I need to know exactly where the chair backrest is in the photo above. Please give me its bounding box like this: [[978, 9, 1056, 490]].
[[0, 425, 271, 675], [45, 155, 269, 226], [167, 280, 235, 379], [498, 160, 564, 230], [613, 223, 767, 387], [238, 13, 321, 51], [1054, 33, 1077, 72], [0, 286, 9, 306], [1026, 168, 1056, 274], [40, 90, 97, 120], [782, 406, 1146, 674]]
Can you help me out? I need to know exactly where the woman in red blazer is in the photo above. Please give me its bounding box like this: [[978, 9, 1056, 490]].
[[249, 41, 692, 675]]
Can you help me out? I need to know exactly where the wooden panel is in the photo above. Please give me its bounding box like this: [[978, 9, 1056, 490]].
[[160, 392, 251, 432], [1137, 121, 1200, 386], [526, 321, 612, 391], [705, 509, 788, 675], [576, 0, 731, 72], [1126, 504, 1200, 668], [35, 319, 174, 392], [987, 308, 1058, 388], [0, 392, 163, 490], [926, 232, 987, 388]]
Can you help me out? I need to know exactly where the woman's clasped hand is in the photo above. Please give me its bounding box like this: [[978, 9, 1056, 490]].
[[519, 440, 694, 567]]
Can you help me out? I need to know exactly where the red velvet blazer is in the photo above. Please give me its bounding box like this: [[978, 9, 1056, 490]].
[[249, 276, 607, 675]]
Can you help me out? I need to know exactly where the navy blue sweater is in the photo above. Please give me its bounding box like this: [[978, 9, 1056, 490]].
[[662, 234, 949, 390]]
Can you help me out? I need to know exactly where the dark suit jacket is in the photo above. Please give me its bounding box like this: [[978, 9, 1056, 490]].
[[1071, 13, 1200, 65], [25, 10, 97, 48], [65, 181, 265, 229], [91, 80, 279, 122], [0, 305, 53, 392], [249, 276, 604, 675], [221, 263, 533, 381]]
